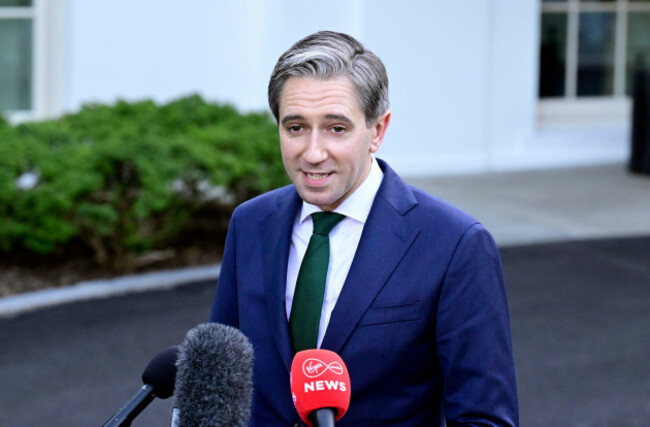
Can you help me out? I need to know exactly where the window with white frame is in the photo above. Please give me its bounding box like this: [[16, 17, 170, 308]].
[[539, 0, 650, 99], [0, 0, 33, 113], [1, 0, 65, 121]]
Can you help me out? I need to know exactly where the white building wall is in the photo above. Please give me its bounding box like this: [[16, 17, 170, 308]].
[[363, 1, 492, 175], [57, 0, 629, 177]]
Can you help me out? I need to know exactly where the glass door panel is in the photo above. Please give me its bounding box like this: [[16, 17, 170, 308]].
[[577, 12, 616, 96]]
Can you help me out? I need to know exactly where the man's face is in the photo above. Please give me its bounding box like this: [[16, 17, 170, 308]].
[[278, 76, 390, 211]]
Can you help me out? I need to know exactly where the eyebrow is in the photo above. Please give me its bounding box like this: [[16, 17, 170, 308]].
[[280, 114, 354, 127], [280, 114, 305, 126], [324, 114, 354, 126]]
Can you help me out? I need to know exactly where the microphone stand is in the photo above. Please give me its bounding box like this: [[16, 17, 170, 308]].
[[309, 408, 336, 427], [102, 384, 155, 427]]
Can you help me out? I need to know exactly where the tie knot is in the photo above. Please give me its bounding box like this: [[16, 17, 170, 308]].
[[311, 212, 345, 236]]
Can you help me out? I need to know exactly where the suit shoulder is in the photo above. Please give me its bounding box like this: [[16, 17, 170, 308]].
[[232, 184, 296, 219], [408, 185, 483, 232], [375, 160, 481, 235], [402, 185, 499, 258]]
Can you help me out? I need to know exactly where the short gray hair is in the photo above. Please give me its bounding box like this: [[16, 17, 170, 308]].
[[268, 31, 389, 127]]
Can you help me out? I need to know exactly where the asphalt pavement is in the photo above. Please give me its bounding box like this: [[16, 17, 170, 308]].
[[0, 280, 215, 426], [1, 236, 649, 426]]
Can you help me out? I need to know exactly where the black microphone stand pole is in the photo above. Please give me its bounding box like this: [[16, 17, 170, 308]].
[[102, 384, 155, 427], [309, 407, 336, 427]]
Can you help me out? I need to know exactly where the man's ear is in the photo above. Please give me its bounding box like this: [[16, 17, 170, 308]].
[[369, 110, 391, 153]]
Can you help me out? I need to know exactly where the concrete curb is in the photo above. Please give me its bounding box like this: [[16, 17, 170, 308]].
[[0, 263, 221, 318]]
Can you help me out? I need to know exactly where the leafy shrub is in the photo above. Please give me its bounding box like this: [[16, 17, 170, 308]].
[[0, 95, 287, 270]]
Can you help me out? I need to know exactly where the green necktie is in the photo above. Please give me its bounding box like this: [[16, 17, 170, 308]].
[[289, 211, 345, 353]]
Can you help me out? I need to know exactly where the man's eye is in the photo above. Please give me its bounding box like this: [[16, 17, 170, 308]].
[[288, 125, 303, 133], [331, 126, 346, 133]]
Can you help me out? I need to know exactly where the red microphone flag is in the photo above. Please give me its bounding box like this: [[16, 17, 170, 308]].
[[290, 349, 351, 426]]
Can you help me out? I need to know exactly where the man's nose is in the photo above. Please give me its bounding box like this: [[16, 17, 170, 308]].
[[302, 132, 328, 164]]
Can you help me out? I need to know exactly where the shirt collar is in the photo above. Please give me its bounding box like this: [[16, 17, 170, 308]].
[[299, 156, 384, 225]]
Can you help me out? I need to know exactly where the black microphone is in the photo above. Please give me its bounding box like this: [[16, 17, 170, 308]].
[[103, 345, 179, 427], [173, 322, 254, 427]]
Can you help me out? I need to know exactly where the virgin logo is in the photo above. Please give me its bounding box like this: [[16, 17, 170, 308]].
[[302, 358, 343, 378]]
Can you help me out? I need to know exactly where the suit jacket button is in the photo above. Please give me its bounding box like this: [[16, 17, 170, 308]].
[[292, 423, 302, 427]]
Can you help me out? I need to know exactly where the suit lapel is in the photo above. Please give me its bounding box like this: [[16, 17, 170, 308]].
[[260, 189, 301, 372], [321, 162, 420, 353]]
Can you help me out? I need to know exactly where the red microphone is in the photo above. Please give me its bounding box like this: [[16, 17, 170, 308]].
[[290, 349, 351, 427]]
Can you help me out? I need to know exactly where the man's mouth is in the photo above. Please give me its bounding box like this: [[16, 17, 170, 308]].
[[304, 172, 330, 181]]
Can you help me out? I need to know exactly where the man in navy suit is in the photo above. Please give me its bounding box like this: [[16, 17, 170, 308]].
[[210, 31, 518, 426]]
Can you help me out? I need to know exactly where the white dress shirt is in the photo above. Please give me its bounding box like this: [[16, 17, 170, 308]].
[[285, 156, 384, 348]]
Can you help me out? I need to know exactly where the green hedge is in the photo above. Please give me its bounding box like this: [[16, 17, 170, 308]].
[[0, 95, 287, 270]]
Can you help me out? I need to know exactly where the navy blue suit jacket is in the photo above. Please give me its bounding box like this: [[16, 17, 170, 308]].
[[210, 159, 518, 426]]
